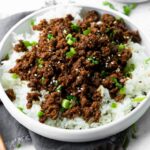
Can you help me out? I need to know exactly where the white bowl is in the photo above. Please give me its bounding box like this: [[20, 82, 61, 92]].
[[0, 4, 150, 142]]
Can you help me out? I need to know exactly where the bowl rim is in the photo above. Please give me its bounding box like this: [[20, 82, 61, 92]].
[[0, 3, 150, 137]]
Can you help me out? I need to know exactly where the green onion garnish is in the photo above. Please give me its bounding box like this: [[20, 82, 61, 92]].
[[36, 58, 44, 68], [17, 106, 26, 114], [124, 63, 135, 77], [38, 111, 44, 118], [87, 57, 99, 65], [66, 47, 76, 58], [40, 77, 45, 85], [30, 19, 35, 26], [111, 102, 117, 108], [111, 77, 122, 89], [66, 95, 77, 101], [71, 23, 80, 32], [119, 87, 126, 95], [132, 96, 145, 103], [83, 28, 91, 35], [56, 85, 63, 92], [103, 1, 116, 10], [66, 34, 72, 40], [67, 37, 76, 45], [17, 106, 24, 112], [118, 44, 126, 52], [67, 95, 79, 105], [123, 3, 137, 16], [62, 99, 71, 109], [145, 58, 150, 64], [12, 73, 19, 79], [23, 40, 37, 48], [67, 39, 74, 45], [47, 34, 54, 40], [66, 34, 76, 45]]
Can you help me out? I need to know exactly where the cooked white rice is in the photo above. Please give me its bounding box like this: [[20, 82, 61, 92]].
[[0, 6, 150, 129]]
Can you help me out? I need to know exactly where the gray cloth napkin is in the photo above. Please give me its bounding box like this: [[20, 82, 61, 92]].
[[0, 12, 130, 150]]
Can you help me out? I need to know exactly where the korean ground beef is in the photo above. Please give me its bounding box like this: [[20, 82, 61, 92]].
[[8, 10, 141, 123]]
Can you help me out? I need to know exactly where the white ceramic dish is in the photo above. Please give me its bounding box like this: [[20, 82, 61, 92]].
[[0, 4, 150, 142]]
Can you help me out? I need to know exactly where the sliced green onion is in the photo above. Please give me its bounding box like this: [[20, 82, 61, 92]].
[[87, 57, 99, 65], [71, 23, 80, 32], [62, 99, 71, 109], [40, 77, 45, 85], [111, 77, 122, 89], [123, 6, 131, 16], [30, 19, 35, 26], [145, 58, 150, 64], [66, 95, 77, 101], [38, 111, 44, 118], [132, 96, 145, 103], [17, 106, 24, 112], [67, 37, 76, 45], [67, 39, 74, 45], [124, 63, 135, 77], [83, 28, 91, 35], [17, 106, 26, 114], [111, 102, 117, 108], [36, 58, 44, 68], [66, 95, 79, 105], [119, 87, 126, 95], [12, 73, 19, 79], [31, 41, 37, 46], [66, 47, 76, 58], [118, 44, 126, 52], [66, 34, 76, 45], [47, 34, 54, 40], [66, 34, 72, 40], [56, 85, 63, 92], [23, 40, 37, 48], [103, 1, 116, 10], [123, 3, 137, 16]]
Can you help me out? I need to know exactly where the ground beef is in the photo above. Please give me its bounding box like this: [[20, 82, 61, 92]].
[[14, 40, 28, 52], [5, 89, 16, 101], [9, 11, 140, 123], [26, 92, 41, 109]]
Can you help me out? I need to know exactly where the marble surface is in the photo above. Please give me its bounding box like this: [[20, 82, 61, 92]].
[[1, 0, 150, 149]]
